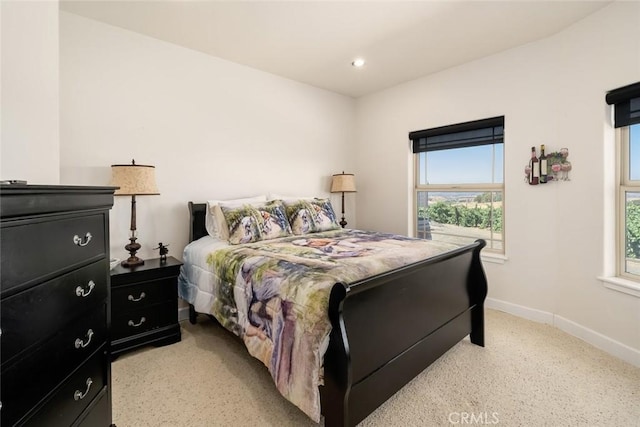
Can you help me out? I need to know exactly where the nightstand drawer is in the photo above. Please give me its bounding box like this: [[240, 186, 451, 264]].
[[112, 277, 176, 310], [23, 349, 107, 427], [1, 261, 107, 365], [1, 213, 106, 295], [1, 308, 106, 427], [112, 302, 177, 340]]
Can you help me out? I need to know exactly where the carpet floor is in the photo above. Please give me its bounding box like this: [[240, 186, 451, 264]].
[[112, 309, 639, 426]]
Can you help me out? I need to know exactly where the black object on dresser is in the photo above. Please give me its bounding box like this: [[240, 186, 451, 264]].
[[0, 184, 116, 427], [109, 257, 182, 358]]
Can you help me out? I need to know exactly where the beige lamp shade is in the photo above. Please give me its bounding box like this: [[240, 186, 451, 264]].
[[330, 172, 356, 193], [110, 160, 159, 196]]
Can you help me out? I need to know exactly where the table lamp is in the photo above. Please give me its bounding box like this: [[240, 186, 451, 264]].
[[330, 171, 356, 228], [111, 159, 159, 267]]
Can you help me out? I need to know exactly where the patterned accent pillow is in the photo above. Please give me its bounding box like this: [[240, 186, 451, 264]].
[[206, 195, 267, 239], [220, 204, 263, 244], [284, 198, 341, 234], [254, 200, 293, 240]]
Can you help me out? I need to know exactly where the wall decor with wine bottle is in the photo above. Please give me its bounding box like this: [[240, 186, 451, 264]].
[[525, 146, 571, 184]]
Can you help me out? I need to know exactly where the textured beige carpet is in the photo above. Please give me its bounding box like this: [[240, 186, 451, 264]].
[[112, 309, 640, 426]]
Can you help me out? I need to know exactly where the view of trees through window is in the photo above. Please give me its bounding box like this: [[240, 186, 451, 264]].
[[417, 191, 503, 250], [626, 192, 640, 275]]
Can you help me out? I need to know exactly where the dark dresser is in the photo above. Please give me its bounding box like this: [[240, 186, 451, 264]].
[[0, 184, 116, 426], [110, 257, 182, 358]]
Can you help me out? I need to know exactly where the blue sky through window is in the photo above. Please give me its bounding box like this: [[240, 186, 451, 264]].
[[419, 144, 504, 185]]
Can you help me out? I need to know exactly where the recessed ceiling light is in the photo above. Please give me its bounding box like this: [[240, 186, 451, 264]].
[[351, 58, 365, 68]]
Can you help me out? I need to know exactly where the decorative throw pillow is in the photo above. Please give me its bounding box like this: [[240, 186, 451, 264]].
[[220, 204, 263, 244], [285, 198, 340, 234], [207, 195, 267, 240], [254, 200, 293, 241]]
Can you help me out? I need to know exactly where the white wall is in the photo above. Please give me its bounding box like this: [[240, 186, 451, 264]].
[[355, 2, 640, 356], [1, 1, 59, 184], [59, 12, 356, 262]]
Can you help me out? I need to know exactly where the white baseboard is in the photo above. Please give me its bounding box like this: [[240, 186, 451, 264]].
[[178, 306, 190, 322], [485, 297, 554, 324], [553, 315, 640, 368], [485, 297, 640, 367]]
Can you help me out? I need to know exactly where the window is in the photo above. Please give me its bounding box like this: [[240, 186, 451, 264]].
[[410, 116, 504, 252], [607, 82, 640, 281], [618, 123, 640, 280]]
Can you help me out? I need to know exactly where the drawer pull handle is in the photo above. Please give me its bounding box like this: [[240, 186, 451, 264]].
[[73, 232, 93, 247], [74, 378, 93, 401], [128, 317, 146, 327], [75, 280, 96, 298], [128, 292, 146, 302], [74, 329, 94, 349]]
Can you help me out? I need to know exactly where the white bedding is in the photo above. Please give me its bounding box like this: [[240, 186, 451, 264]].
[[178, 235, 230, 317]]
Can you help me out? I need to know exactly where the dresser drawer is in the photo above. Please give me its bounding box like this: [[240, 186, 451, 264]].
[[1, 213, 106, 295], [1, 308, 107, 426], [19, 349, 107, 427], [1, 261, 107, 364], [112, 277, 176, 311], [74, 387, 110, 427], [112, 302, 177, 341]]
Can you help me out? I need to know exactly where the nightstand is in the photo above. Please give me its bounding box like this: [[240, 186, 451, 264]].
[[110, 256, 182, 358]]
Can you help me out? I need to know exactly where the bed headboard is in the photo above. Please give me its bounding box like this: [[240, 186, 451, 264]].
[[188, 202, 207, 242]]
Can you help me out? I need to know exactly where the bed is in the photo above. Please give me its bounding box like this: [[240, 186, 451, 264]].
[[179, 200, 488, 426]]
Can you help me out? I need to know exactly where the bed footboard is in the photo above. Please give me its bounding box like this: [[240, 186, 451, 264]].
[[320, 239, 487, 427]]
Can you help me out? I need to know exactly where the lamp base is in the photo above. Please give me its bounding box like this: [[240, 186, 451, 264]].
[[121, 256, 144, 268], [339, 192, 348, 228], [122, 236, 144, 268]]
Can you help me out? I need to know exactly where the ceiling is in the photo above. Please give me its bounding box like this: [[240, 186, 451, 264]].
[[60, 1, 611, 98]]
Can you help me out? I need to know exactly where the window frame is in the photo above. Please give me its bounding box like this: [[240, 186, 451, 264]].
[[412, 124, 505, 254], [617, 125, 640, 281]]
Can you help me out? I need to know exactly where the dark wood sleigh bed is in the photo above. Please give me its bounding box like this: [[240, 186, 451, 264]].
[[185, 202, 488, 426]]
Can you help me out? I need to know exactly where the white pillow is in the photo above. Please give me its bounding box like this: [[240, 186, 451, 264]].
[[205, 195, 267, 239], [268, 194, 317, 202]]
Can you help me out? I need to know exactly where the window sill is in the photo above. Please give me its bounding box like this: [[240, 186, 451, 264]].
[[481, 253, 507, 264], [598, 276, 640, 298]]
